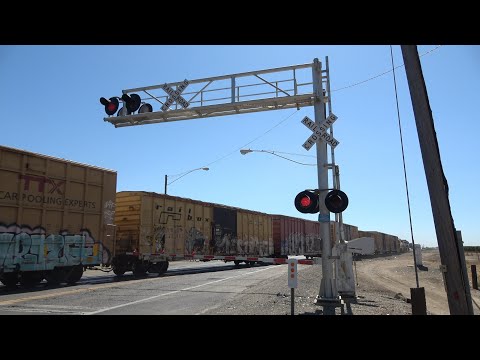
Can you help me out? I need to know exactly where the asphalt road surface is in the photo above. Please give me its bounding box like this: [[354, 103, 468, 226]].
[[0, 261, 289, 315]]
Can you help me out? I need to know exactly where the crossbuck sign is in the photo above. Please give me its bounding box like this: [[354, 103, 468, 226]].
[[301, 113, 339, 150], [161, 79, 190, 112]]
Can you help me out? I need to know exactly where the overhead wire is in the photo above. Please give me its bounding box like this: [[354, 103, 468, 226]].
[[201, 108, 301, 168], [389, 45, 420, 288], [332, 45, 442, 93], [254, 150, 316, 166], [176, 45, 442, 172]]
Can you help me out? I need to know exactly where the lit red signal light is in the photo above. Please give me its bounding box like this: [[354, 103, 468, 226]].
[[294, 190, 319, 214], [300, 196, 311, 207], [294, 189, 349, 214], [101, 94, 153, 117], [100, 97, 119, 116]]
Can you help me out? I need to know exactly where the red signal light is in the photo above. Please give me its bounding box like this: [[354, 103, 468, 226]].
[[100, 97, 119, 116], [107, 103, 117, 113], [294, 190, 319, 214], [300, 196, 311, 207]]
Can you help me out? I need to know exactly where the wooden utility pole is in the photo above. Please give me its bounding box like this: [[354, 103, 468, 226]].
[[401, 45, 473, 315]]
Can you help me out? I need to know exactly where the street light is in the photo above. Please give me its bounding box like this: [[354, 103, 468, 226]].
[[164, 167, 209, 194], [240, 149, 316, 166]]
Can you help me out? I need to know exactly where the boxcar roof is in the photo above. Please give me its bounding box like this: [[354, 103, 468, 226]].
[[0, 145, 116, 173], [117, 190, 270, 216]]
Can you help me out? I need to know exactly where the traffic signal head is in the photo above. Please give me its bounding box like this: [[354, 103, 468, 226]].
[[121, 93, 141, 113], [294, 190, 319, 214], [100, 97, 119, 116], [325, 189, 349, 213]]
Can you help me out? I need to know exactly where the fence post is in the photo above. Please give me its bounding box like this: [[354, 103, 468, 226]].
[[472, 265, 478, 290]]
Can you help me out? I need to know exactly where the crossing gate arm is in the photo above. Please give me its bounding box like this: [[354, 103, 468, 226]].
[[180, 254, 315, 265]]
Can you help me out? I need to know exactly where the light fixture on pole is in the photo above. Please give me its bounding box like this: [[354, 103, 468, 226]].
[[164, 167, 209, 195]]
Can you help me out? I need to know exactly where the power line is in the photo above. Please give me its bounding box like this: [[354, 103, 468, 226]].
[[180, 45, 442, 172], [389, 45, 420, 288], [332, 45, 442, 93], [260, 150, 316, 158], [202, 108, 301, 168], [243, 150, 316, 166]]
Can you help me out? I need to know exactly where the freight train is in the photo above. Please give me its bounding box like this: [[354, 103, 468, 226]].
[[0, 145, 408, 287]]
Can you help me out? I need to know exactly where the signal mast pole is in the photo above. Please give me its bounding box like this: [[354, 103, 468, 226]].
[[312, 58, 340, 313]]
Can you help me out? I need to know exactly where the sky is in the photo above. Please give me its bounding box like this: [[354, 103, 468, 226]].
[[0, 45, 478, 248]]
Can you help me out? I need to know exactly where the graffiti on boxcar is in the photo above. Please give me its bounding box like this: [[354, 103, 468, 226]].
[[152, 224, 207, 254], [186, 227, 206, 254], [104, 200, 116, 224], [152, 225, 166, 252], [0, 223, 109, 270], [282, 232, 304, 255], [251, 236, 259, 255], [213, 232, 237, 255], [305, 233, 320, 253], [235, 236, 270, 256], [158, 210, 181, 224]]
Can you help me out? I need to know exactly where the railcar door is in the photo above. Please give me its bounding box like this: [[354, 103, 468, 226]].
[[211, 207, 237, 255]]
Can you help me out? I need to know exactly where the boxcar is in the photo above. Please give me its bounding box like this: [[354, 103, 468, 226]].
[[112, 191, 273, 275], [0, 145, 117, 287], [271, 215, 321, 258]]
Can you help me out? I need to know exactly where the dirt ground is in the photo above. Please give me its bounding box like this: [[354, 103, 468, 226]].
[[355, 249, 480, 315], [205, 248, 480, 315]]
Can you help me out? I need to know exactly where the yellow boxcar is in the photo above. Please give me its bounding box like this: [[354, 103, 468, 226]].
[[0, 145, 117, 286], [113, 191, 273, 276]]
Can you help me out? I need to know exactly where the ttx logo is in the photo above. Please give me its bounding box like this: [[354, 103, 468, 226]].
[[19, 175, 65, 195]]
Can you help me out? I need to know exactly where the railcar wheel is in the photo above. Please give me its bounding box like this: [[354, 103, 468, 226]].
[[157, 261, 169, 276], [1, 273, 18, 288], [44, 268, 66, 284], [65, 265, 84, 284], [132, 262, 147, 277], [19, 272, 43, 287], [113, 265, 127, 276], [234, 260, 241, 266]]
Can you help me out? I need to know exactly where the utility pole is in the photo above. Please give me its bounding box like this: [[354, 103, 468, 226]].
[[401, 45, 473, 315]]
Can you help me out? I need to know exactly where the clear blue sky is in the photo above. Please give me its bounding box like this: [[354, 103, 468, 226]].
[[1, 45, 478, 247]]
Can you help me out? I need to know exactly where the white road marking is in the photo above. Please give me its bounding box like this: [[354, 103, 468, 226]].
[[84, 266, 277, 315]]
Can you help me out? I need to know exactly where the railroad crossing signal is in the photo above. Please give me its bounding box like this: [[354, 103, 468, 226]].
[[301, 114, 339, 150], [295, 188, 349, 214], [161, 79, 191, 111], [325, 189, 349, 213], [121, 94, 142, 113], [100, 97, 119, 116], [100, 93, 152, 116], [294, 190, 319, 214]]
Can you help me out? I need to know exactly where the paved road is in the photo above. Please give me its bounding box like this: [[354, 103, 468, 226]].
[[0, 261, 288, 315]]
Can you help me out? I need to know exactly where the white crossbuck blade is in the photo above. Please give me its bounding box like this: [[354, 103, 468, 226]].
[[161, 79, 190, 112], [301, 114, 340, 150]]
